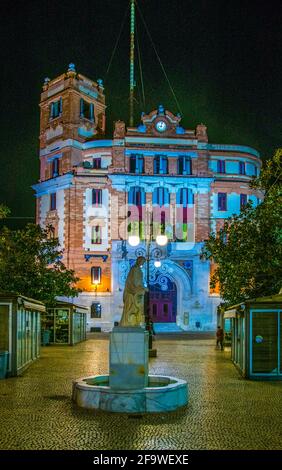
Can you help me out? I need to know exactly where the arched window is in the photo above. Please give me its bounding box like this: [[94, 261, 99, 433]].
[[176, 188, 194, 207], [128, 187, 146, 206], [128, 187, 145, 239], [178, 156, 192, 175], [153, 188, 170, 206], [176, 189, 194, 242], [154, 155, 168, 174]]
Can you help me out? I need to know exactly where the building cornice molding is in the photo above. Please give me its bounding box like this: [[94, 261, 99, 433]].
[[32, 173, 73, 196]]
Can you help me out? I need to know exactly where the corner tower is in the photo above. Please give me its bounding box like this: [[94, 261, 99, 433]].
[[39, 63, 106, 181]]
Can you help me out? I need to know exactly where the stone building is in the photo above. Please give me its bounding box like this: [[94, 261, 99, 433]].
[[33, 64, 262, 332]]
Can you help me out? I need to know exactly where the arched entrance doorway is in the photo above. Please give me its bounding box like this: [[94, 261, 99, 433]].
[[149, 278, 177, 323]]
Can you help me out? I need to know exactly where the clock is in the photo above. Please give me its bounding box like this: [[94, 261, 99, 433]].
[[155, 120, 167, 132]]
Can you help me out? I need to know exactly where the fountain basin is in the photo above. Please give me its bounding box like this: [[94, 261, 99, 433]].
[[72, 375, 188, 413]]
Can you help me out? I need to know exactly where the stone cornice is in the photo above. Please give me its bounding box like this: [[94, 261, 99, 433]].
[[32, 173, 73, 196]]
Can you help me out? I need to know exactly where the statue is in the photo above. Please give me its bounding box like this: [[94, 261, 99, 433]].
[[120, 256, 148, 327]]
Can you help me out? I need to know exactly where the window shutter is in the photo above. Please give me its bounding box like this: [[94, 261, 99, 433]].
[[59, 97, 63, 115], [90, 103, 94, 121], [164, 188, 169, 205], [141, 189, 146, 205], [80, 98, 84, 117]]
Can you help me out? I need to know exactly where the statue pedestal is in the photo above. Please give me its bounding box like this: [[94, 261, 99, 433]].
[[109, 327, 149, 390]]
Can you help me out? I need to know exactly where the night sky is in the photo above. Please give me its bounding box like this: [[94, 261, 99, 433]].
[[0, 0, 281, 227]]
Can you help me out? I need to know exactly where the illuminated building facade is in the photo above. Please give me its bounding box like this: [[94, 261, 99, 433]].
[[33, 65, 262, 331]]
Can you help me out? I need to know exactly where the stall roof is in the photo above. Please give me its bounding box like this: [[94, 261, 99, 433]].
[[48, 300, 89, 312], [224, 293, 282, 317], [246, 293, 282, 304], [0, 292, 46, 312]]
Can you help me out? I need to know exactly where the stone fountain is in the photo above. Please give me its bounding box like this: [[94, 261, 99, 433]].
[[72, 257, 188, 413]]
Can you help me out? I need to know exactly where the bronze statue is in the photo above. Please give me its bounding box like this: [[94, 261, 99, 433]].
[[120, 256, 148, 327]]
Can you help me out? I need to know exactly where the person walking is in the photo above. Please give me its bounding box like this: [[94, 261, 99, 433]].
[[216, 326, 224, 350]]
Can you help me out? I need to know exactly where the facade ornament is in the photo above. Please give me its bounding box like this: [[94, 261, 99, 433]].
[[43, 77, 50, 91], [68, 63, 76, 73], [67, 63, 76, 78], [97, 78, 104, 89], [114, 120, 126, 139], [196, 123, 208, 142]]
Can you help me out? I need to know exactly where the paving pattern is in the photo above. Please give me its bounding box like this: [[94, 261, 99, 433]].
[[0, 335, 281, 450]]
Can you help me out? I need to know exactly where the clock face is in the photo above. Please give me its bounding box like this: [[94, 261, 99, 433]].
[[155, 120, 167, 132]]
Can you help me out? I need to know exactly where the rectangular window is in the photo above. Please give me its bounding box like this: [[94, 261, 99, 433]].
[[91, 266, 101, 285], [240, 194, 247, 209], [154, 156, 168, 174], [129, 155, 144, 174], [50, 193, 56, 211], [80, 99, 94, 121], [178, 156, 192, 175], [91, 226, 102, 244], [91, 302, 102, 319], [52, 158, 59, 177], [217, 160, 226, 173], [93, 158, 101, 169], [218, 193, 227, 211], [130, 155, 136, 173], [92, 189, 102, 206], [239, 161, 246, 175], [50, 98, 62, 119]]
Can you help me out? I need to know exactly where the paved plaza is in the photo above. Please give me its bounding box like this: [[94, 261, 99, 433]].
[[0, 335, 281, 450]]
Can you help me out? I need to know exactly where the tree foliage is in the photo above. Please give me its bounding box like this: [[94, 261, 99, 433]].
[[0, 223, 81, 304], [202, 149, 282, 306], [0, 204, 10, 219]]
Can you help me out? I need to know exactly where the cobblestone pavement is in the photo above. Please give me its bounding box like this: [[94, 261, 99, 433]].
[[0, 337, 281, 450]]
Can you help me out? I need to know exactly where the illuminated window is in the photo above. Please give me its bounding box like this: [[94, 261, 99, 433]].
[[91, 302, 102, 318], [91, 266, 101, 285], [91, 226, 102, 244]]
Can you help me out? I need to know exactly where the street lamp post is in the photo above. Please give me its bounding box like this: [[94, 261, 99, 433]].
[[128, 208, 168, 357]]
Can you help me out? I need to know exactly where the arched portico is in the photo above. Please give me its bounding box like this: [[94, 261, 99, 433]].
[[147, 259, 192, 327]]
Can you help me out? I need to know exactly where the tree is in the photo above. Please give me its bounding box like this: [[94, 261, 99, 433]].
[[0, 223, 81, 304], [0, 204, 10, 219], [202, 149, 282, 306]]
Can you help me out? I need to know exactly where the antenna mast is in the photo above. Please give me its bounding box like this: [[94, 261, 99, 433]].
[[129, 0, 135, 127]]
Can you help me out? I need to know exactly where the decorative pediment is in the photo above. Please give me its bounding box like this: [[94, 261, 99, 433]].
[[131, 105, 187, 137]]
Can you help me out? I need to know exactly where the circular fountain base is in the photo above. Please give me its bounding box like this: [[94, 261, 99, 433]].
[[72, 375, 188, 413]]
